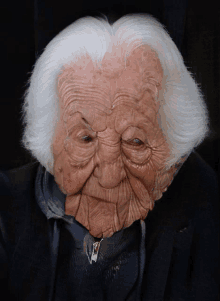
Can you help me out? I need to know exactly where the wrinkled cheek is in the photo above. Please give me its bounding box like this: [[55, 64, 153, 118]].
[[123, 156, 169, 204], [153, 165, 178, 198], [122, 154, 156, 193], [125, 167, 154, 210], [123, 153, 179, 203], [53, 148, 94, 195]]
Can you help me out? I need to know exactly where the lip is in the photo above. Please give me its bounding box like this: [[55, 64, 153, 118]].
[[66, 185, 108, 203]]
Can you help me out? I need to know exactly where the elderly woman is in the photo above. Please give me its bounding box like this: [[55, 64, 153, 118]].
[[0, 13, 219, 301]]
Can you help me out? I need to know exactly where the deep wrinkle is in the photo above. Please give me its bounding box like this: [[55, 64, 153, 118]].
[[52, 45, 185, 238]]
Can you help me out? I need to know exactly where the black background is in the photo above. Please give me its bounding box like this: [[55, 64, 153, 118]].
[[0, 0, 219, 183]]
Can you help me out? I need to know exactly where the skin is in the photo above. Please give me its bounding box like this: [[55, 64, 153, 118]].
[[52, 45, 184, 238]]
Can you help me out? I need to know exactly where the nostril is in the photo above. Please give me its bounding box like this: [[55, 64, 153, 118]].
[[92, 154, 127, 188]]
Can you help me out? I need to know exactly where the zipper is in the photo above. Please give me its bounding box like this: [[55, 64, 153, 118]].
[[87, 238, 103, 264], [91, 239, 103, 263]]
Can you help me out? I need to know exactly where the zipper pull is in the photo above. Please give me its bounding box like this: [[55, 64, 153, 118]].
[[91, 238, 103, 263]]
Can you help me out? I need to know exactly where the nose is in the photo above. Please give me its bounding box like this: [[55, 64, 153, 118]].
[[93, 143, 127, 189]]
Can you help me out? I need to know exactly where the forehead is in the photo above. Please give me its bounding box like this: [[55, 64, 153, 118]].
[[57, 44, 163, 108]]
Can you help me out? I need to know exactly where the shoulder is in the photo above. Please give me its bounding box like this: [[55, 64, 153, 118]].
[[175, 151, 219, 208], [183, 151, 218, 191], [166, 150, 219, 203], [0, 162, 40, 228], [0, 162, 43, 248], [0, 162, 40, 199], [150, 151, 219, 231]]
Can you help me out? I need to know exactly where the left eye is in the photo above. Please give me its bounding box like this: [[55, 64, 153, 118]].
[[127, 138, 144, 145], [133, 138, 143, 145]]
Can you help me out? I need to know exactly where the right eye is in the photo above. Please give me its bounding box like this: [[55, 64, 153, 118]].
[[81, 135, 93, 143]]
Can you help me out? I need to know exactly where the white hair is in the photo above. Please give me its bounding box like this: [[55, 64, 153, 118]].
[[20, 13, 210, 174]]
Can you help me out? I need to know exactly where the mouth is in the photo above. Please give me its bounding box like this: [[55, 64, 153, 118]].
[[65, 174, 134, 205], [66, 187, 107, 203], [83, 194, 111, 204]]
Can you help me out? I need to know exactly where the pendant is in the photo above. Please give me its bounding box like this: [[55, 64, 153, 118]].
[[84, 234, 104, 264], [90, 239, 104, 263]]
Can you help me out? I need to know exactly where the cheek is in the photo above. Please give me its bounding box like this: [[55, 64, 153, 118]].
[[122, 144, 152, 165], [123, 156, 164, 203], [121, 136, 170, 198], [124, 166, 154, 210], [53, 146, 96, 195], [64, 137, 97, 167], [52, 122, 96, 170], [122, 154, 156, 190], [53, 129, 97, 194]]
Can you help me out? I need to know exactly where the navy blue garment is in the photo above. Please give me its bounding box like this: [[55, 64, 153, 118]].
[[0, 151, 219, 301], [35, 164, 144, 300]]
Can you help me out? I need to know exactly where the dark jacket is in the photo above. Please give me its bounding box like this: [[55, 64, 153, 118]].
[[0, 151, 219, 301]]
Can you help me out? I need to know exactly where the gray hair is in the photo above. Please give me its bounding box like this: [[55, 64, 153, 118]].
[[20, 13, 210, 174]]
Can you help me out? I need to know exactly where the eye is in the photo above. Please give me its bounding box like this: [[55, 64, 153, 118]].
[[81, 135, 93, 143], [133, 138, 144, 145], [127, 138, 144, 146]]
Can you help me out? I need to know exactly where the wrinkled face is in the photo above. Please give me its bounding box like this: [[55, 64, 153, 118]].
[[52, 45, 180, 238]]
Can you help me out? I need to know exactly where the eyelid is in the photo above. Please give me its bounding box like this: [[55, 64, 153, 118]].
[[129, 138, 144, 144], [123, 138, 145, 147], [121, 126, 146, 142], [81, 135, 93, 142], [77, 130, 97, 139]]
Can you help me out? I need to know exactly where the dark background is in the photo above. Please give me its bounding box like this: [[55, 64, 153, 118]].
[[0, 0, 219, 182]]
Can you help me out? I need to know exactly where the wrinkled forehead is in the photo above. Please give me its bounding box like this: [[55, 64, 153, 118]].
[[57, 44, 163, 108]]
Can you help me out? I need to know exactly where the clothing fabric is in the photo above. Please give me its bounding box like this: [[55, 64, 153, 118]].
[[35, 163, 144, 300], [0, 151, 219, 301]]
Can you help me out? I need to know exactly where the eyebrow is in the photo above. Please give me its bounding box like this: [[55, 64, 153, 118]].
[[82, 117, 90, 125], [81, 116, 94, 131]]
